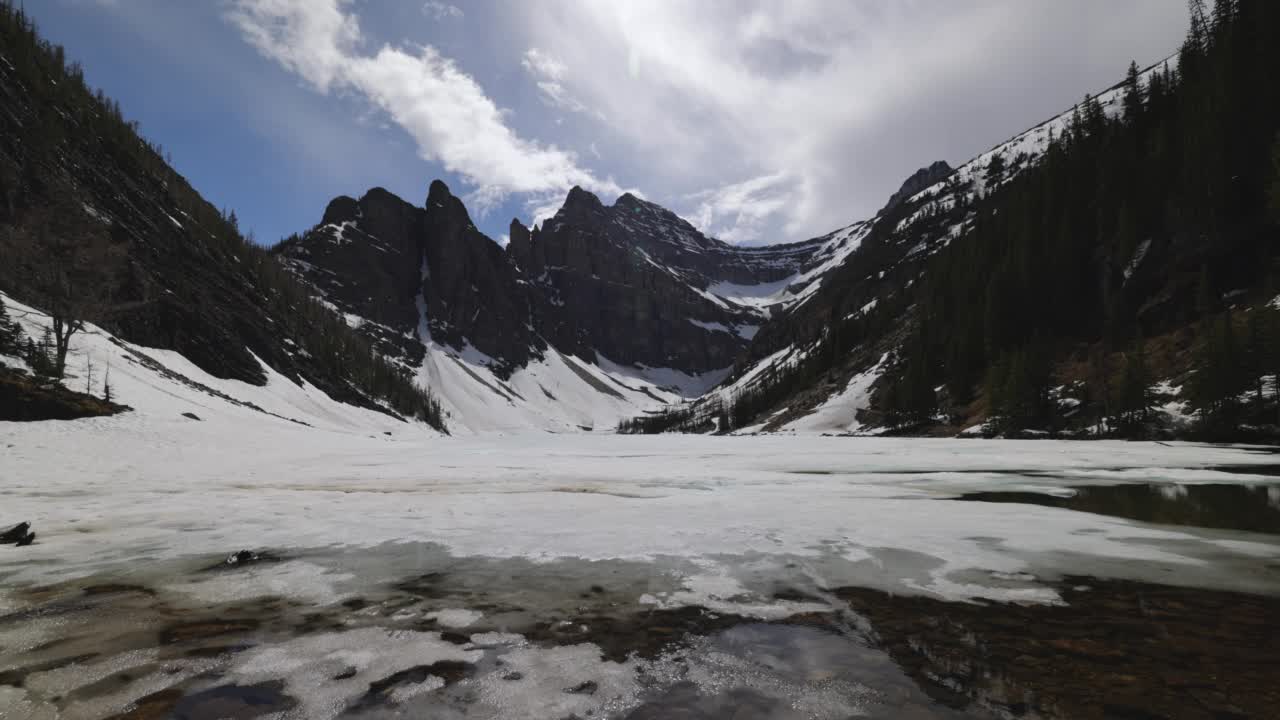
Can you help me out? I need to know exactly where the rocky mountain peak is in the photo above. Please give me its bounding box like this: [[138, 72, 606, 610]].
[[563, 185, 602, 208], [321, 195, 360, 226], [882, 160, 953, 213], [426, 178, 454, 207]]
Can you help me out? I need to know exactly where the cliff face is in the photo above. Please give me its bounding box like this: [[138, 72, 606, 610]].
[[881, 160, 953, 213], [276, 182, 537, 376], [280, 183, 829, 380]]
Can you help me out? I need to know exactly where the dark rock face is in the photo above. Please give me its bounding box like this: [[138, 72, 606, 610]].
[[420, 181, 536, 370], [277, 180, 537, 376], [514, 188, 762, 372], [881, 160, 953, 213], [276, 182, 536, 376], [282, 183, 830, 380]]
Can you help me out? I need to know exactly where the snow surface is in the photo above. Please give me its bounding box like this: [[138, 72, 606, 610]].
[[781, 352, 888, 434], [5, 291, 1280, 718], [5, 392, 1280, 607], [708, 222, 871, 316]]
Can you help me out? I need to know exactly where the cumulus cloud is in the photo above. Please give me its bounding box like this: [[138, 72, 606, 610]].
[[226, 0, 1188, 245], [227, 0, 619, 215], [508, 1, 1187, 243]]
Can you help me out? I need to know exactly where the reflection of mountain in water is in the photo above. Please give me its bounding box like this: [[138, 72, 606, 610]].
[[839, 579, 1280, 719], [958, 483, 1280, 534]]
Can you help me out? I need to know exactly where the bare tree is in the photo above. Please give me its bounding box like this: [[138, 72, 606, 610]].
[[0, 190, 129, 379]]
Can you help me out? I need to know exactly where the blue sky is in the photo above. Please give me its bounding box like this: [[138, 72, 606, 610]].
[[28, 1, 1187, 247]]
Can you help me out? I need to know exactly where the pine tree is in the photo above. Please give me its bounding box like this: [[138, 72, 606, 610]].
[[27, 328, 56, 378], [1244, 309, 1266, 402], [886, 325, 938, 428], [1188, 0, 1210, 51], [1085, 346, 1112, 434], [1113, 339, 1155, 434], [103, 358, 112, 403], [1196, 266, 1217, 319], [1211, 0, 1236, 32], [1263, 305, 1280, 422], [1122, 60, 1145, 123], [986, 153, 1007, 185], [1188, 313, 1244, 434], [1081, 93, 1107, 137], [0, 295, 21, 356]]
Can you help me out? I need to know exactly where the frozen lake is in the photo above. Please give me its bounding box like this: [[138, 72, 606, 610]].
[[2, 433, 1279, 718]]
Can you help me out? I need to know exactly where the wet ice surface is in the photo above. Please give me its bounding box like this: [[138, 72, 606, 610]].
[[3, 435, 1280, 717], [957, 482, 1280, 534], [0, 547, 959, 719]]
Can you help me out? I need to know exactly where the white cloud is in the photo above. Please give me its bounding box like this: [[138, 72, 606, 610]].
[[688, 172, 799, 245], [520, 48, 566, 82], [227, 0, 1188, 245], [521, 48, 598, 118], [227, 0, 619, 215], [508, 1, 1188, 243], [422, 2, 463, 21]]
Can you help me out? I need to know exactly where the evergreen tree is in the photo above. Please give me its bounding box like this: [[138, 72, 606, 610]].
[[987, 344, 1053, 434], [0, 295, 22, 356], [986, 153, 1007, 185], [1085, 346, 1113, 433], [1244, 308, 1267, 401], [1263, 305, 1280, 422], [1188, 313, 1245, 434], [1188, 0, 1210, 51], [1113, 339, 1155, 434], [1122, 60, 1145, 123], [1211, 0, 1237, 31], [1196, 266, 1217, 319], [27, 327, 56, 378], [886, 325, 937, 427]]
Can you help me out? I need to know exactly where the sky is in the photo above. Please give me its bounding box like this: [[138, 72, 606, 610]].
[[28, 1, 1188, 247]]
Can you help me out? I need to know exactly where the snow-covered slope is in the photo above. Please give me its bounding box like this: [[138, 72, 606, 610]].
[[413, 337, 724, 434], [708, 221, 872, 317], [684, 60, 1179, 435], [896, 59, 1173, 243], [1, 293, 423, 438]]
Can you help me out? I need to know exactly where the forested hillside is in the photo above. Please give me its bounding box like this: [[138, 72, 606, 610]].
[[0, 2, 444, 428], [626, 0, 1280, 440], [889, 0, 1280, 439]]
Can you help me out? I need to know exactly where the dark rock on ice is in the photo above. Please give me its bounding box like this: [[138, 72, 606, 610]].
[[565, 680, 598, 695], [1, 522, 30, 543]]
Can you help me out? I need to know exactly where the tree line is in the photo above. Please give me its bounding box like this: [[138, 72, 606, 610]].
[[878, 0, 1280, 438], [625, 0, 1280, 439]]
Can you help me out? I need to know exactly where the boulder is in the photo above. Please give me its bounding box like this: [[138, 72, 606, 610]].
[[0, 521, 29, 544]]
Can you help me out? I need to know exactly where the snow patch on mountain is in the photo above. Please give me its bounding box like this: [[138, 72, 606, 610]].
[[781, 352, 890, 434]]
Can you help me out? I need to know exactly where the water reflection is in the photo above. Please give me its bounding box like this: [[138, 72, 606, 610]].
[[957, 483, 1280, 534]]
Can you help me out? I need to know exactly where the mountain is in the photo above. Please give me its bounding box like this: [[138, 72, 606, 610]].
[[5, 0, 1278, 440], [881, 160, 953, 214], [271, 174, 874, 431], [0, 5, 443, 428], [641, 0, 1280, 440]]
